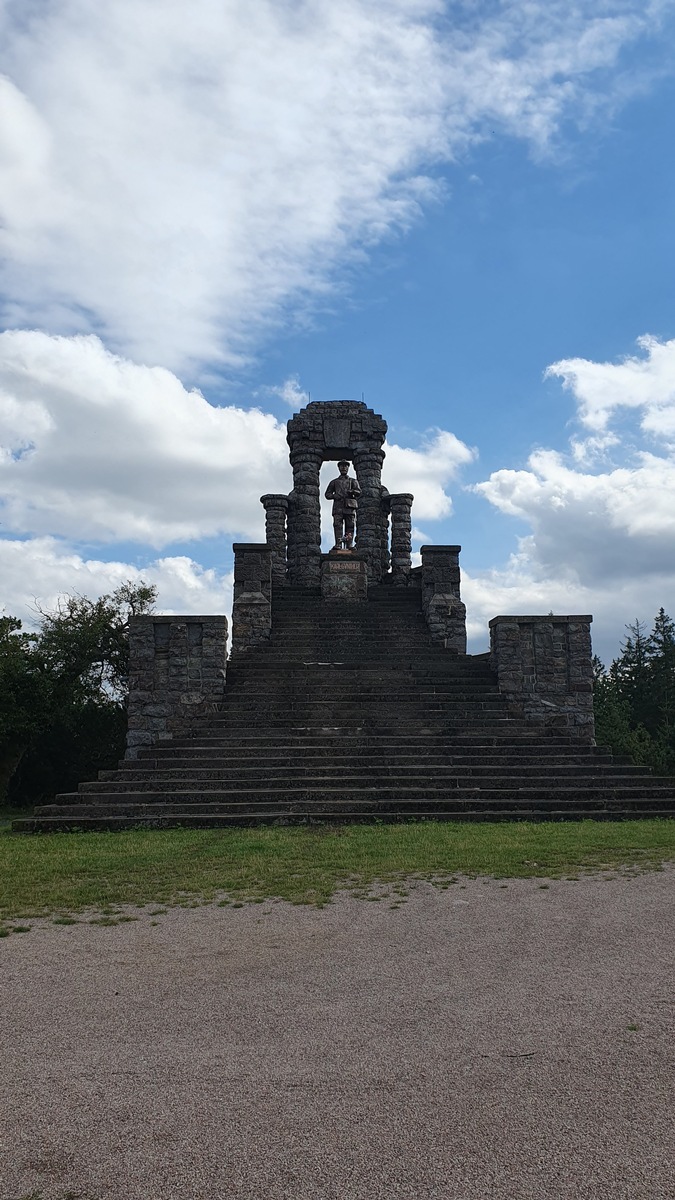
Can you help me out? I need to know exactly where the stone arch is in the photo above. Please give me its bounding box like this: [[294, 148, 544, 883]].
[[285, 401, 389, 585]]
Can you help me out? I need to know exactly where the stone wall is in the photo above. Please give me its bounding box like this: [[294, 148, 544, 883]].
[[125, 615, 227, 757], [231, 543, 272, 656], [489, 615, 594, 743], [420, 545, 467, 653]]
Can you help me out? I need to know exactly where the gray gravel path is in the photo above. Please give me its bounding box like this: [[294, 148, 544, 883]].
[[1, 870, 674, 1200]]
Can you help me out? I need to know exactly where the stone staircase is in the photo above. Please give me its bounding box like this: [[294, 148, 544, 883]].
[[14, 584, 675, 831]]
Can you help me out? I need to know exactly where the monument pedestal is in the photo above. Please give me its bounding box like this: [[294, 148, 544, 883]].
[[320, 551, 368, 600]]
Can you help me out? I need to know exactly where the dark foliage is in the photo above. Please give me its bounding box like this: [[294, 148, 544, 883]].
[[594, 608, 675, 773], [1, 582, 156, 807]]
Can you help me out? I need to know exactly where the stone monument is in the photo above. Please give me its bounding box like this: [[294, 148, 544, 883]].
[[19, 398, 675, 833]]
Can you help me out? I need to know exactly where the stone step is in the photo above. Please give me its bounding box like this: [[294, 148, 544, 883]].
[[87, 767, 659, 791], [124, 751, 619, 770], [131, 746, 611, 766], [59, 783, 675, 805], [150, 731, 581, 750], [14, 804, 675, 832]]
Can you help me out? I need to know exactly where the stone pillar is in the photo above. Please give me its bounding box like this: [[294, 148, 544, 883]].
[[125, 615, 227, 758], [231, 543, 272, 656], [352, 447, 385, 582], [260, 493, 288, 586], [380, 490, 391, 578], [287, 448, 322, 587], [489, 615, 595, 743], [389, 493, 414, 585], [420, 545, 466, 653]]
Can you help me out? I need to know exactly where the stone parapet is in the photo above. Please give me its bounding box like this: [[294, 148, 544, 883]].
[[420, 545, 467, 653], [231, 543, 272, 655], [489, 615, 594, 743], [125, 615, 227, 757]]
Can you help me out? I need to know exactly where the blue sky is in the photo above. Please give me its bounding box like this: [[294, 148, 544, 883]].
[[1, 0, 675, 661]]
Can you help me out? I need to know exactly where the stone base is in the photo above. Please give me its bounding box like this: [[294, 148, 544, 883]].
[[320, 552, 368, 600]]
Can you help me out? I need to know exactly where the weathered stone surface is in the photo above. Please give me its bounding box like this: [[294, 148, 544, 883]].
[[320, 552, 368, 600], [125, 615, 227, 757], [489, 615, 595, 743], [420, 545, 467, 653], [260, 494, 288, 585], [231, 543, 272, 656], [389, 493, 414, 585], [286, 401, 389, 583]]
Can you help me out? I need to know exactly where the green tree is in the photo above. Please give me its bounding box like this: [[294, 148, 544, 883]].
[[593, 609, 675, 774], [1, 582, 156, 807]]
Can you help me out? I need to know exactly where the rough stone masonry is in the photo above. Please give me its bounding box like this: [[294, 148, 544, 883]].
[[130, 400, 594, 751]]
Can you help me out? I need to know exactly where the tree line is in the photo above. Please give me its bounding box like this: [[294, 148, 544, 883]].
[[1, 582, 155, 808], [593, 608, 675, 773], [1, 589, 673, 809]]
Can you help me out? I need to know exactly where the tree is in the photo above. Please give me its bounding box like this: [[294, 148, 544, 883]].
[[593, 609, 675, 774], [0, 582, 156, 807]]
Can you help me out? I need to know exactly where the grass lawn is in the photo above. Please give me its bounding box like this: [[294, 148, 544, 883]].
[[1, 817, 674, 924]]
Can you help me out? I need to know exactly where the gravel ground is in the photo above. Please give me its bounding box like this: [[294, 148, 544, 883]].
[[1, 869, 674, 1200]]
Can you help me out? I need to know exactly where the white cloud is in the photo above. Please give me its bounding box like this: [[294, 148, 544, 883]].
[[0, 330, 470, 549], [260, 375, 310, 410], [0, 0, 670, 372], [384, 430, 476, 519], [547, 334, 675, 440], [0, 330, 290, 545], [462, 553, 675, 665], [0, 536, 233, 630], [474, 334, 675, 616]]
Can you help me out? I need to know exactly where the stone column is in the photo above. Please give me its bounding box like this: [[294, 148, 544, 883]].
[[420, 545, 466, 653], [231, 543, 272, 656], [389, 493, 414, 585], [489, 615, 595, 743], [352, 447, 385, 582], [125, 615, 227, 758], [260, 493, 288, 586], [287, 448, 322, 587]]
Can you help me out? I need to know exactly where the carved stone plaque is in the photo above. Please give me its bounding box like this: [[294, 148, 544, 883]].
[[323, 417, 351, 449]]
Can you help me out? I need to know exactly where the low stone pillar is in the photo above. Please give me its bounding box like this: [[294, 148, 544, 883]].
[[260, 493, 288, 586], [125, 615, 227, 758], [489, 615, 595, 743], [420, 545, 467, 653], [320, 552, 368, 600], [389, 493, 414, 585], [231, 543, 272, 656]]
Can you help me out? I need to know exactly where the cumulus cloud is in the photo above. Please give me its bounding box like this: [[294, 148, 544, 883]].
[[0, 330, 290, 545], [259, 375, 310, 410], [475, 334, 675, 607], [0, 0, 671, 371], [461, 552, 675, 664], [547, 334, 675, 440], [384, 430, 476, 519], [0, 536, 233, 629], [0, 331, 469, 549]]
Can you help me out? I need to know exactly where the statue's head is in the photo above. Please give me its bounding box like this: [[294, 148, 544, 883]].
[[337, 460, 350, 475]]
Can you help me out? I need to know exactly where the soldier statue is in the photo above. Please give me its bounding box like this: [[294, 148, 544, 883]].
[[325, 460, 361, 549]]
